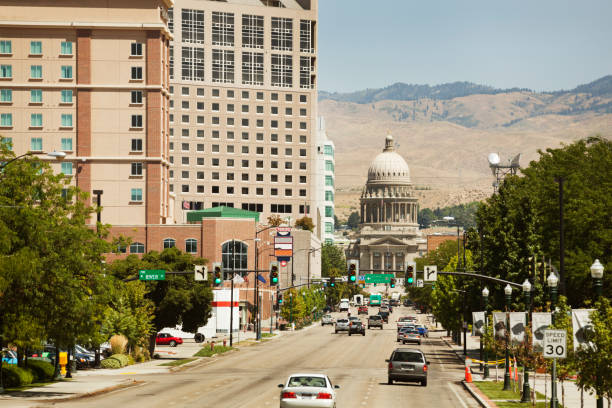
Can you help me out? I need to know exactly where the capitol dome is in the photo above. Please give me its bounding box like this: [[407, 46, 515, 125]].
[[367, 134, 411, 185]]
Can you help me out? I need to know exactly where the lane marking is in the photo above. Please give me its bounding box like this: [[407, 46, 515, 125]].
[[447, 383, 469, 408]]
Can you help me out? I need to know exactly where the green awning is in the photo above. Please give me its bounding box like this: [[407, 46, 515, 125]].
[[186, 206, 260, 223]]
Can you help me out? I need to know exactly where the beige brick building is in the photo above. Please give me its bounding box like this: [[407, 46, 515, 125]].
[[167, 0, 319, 230], [0, 0, 173, 226]]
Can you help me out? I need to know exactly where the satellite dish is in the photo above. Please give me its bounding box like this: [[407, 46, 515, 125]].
[[488, 153, 500, 165], [510, 153, 521, 167]]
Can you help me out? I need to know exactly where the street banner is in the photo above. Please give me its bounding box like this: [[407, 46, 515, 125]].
[[472, 312, 485, 336], [509, 312, 527, 344], [532, 312, 552, 351], [493, 312, 506, 339], [572, 309, 594, 351]]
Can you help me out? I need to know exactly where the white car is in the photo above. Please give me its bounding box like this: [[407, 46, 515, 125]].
[[278, 373, 340, 408]]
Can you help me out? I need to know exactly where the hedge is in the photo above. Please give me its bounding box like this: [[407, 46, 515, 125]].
[[25, 360, 54, 382], [100, 358, 121, 369], [1, 364, 34, 387], [109, 354, 129, 367]]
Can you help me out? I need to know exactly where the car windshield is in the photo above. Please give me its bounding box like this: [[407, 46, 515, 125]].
[[370, 316, 381, 320], [392, 352, 424, 363], [337, 319, 348, 323], [288, 376, 327, 388]]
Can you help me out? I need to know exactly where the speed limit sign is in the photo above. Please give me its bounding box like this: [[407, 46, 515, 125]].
[[543, 330, 567, 359]]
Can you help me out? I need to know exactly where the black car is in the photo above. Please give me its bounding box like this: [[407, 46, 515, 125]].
[[378, 310, 390, 323], [348, 321, 366, 336]]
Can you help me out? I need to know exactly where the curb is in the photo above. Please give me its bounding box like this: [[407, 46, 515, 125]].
[[15, 379, 143, 403], [462, 380, 493, 408], [441, 337, 466, 363]]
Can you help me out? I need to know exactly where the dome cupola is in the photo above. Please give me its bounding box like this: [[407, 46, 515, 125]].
[[367, 134, 411, 185]]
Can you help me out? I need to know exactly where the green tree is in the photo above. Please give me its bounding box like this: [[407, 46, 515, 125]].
[[295, 216, 314, 232], [346, 211, 360, 230], [321, 243, 345, 277], [417, 208, 434, 228]]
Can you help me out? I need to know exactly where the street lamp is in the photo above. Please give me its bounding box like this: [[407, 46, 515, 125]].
[[482, 287, 490, 379], [503, 284, 513, 391], [521, 279, 532, 403], [0, 150, 66, 171], [547, 271, 559, 408], [590, 259, 604, 408]]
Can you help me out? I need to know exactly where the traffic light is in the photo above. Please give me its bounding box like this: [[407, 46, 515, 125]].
[[390, 278, 396, 288], [405, 262, 416, 286], [270, 261, 279, 286], [347, 260, 358, 284], [212, 262, 223, 286], [330, 277, 336, 287], [278, 293, 283, 305]]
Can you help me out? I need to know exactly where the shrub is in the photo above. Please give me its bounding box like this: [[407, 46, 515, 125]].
[[109, 334, 128, 355], [100, 358, 121, 369], [109, 354, 129, 367], [25, 359, 54, 382], [1, 364, 34, 387], [126, 355, 134, 366]]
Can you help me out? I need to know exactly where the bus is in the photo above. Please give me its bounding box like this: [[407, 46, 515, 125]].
[[369, 294, 382, 307]]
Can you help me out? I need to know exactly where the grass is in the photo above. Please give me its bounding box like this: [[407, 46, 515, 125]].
[[4, 379, 66, 392], [193, 345, 234, 358], [159, 358, 197, 367], [261, 333, 276, 338], [473, 381, 563, 408]]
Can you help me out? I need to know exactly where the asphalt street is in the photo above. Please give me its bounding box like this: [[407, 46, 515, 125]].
[[32, 306, 478, 408]]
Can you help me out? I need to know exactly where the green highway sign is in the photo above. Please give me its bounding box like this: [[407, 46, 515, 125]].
[[139, 269, 166, 281], [365, 274, 394, 284]]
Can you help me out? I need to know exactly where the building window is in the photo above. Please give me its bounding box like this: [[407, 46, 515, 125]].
[[300, 56, 312, 89], [61, 162, 73, 175], [131, 90, 143, 104], [300, 94, 307, 103], [271, 54, 292, 87], [0, 89, 12, 102], [130, 66, 142, 80], [242, 51, 263, 85], [61, 114, 73, 128], [324, 145, 334, 156], [186, 239, 198, 254], [181, 9, 204, 44], [131, 188, 143, 202], [285, 188, 292, 197], [300, 19, 314, 52], [30, 90, 42, 103], [61, 90, 73, 103], [30, 41, 42, 55], [271, 17, 293, 51], [0, 113, 12, 127], [163, 238, 176, 249], [60, 65, 72, 79], [31, 65, 42, 79], [181, 46, 204, 81], [60, 41, 72, 55], [130, 242, 145, 254], [242, 14, 264, 49], [221, 240, 248, 276], [325, 160, 334, 171], [169, 45, 174, 79], [325, 175, 334, 187], [325, 191, 334, 201], [130, 42, 143, 56], [0, 40, 11, 54], [131, 139, 143, 152], [284, 161, 292, 170], [30, 137, 42, 151], [212, 49, 234, 83], [299, 189, 307, 197], [131, 162, 143, 176], [325, 222, 333, 233], [61, 138, 73, 151], [1, 137, 11, 150], [0, 65, 12, 78], [325, 206, 334, 217], [212, 12, 234, 46], [30, 113, 42, 127], [131, 115, 143, 128]]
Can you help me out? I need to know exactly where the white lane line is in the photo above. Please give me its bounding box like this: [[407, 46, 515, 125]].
[[447, 383, 468, 408]]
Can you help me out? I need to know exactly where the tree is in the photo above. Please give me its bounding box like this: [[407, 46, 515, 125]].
[[267, 215, 283, 227], [321, 243, 345, 277], [346, 212, 360, 230], [295, 216, 314, 232], [417, 208, 434, 228]]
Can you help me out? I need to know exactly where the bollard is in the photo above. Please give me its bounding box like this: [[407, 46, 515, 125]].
[[210, 341, 215, 351]]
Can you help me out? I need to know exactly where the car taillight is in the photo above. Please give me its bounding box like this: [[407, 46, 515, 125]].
[[423, 365, 428, 372], [388, 361, 393, 369], [282, 392, 297, 399], [317, 392, 333, 399]]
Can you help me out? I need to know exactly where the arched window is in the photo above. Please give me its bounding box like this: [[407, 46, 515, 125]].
[[221, 240, 248, 277], [185, 238, 197, 254], [163, 238, 176, 249], [130, 242, 145, 254]]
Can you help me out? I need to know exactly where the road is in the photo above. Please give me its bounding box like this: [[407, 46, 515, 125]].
[[35, 306, 478, 408]]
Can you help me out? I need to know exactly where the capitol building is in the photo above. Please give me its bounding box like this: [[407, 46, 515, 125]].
[[348, 134, 423, 273]]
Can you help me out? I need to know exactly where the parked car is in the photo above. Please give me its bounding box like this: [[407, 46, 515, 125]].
[[368, 315, 383, 329], [321, 314, 335, 326], [401, 329, 422, 345], [334, 318, 350, 334], [386, 348, 429, 386], [278, 373, 340, 408], [156, 332, 183, 347], [1, 350, 17, 365], [358, 305, 368, 315], [348, 320, 366, 336]]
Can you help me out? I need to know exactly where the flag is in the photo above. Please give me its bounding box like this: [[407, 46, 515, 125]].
[[493, 312, 506, 339], [532, 312, 552, 351], [232, 274, 245, 284], [182, 201, 190, 210], [472, 312, 485, 336], [257, 274, 266, 283], [509, 312, 527, 344], [572, 309, 595, 351]]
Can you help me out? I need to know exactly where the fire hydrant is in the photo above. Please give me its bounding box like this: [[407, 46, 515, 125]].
[[223, 339, 227, 347], [210, 341, 215, 351]]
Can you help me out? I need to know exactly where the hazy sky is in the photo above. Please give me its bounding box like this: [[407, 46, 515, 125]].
[[318, 0, 612, 93]]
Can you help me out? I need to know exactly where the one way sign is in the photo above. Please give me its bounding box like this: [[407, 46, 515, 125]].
[[424, 265, 437, 282]]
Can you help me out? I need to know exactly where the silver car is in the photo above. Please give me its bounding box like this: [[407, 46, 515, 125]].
[[386, 348, 429, 386], [278, 373, 340, 408], [334, 318, 349, 334], [397, 326, 412, 342], [401, 329, 422, 345], [321, 314, 335, 326]]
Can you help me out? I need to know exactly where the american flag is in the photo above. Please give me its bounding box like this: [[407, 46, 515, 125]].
[[182, 201, 190, 210]]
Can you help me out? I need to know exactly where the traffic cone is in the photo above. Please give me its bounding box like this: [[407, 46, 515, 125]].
[[513, 357, 519, 381], [465, 365, 473, 383]]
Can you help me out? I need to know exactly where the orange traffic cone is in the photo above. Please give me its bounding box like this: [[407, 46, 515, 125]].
[[514, 357, 519, 381], [465, 365, 473, 383]]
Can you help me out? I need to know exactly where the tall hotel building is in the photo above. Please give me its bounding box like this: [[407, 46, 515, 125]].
[[168, 0, 319, 229], [0, 0, 173, 227]]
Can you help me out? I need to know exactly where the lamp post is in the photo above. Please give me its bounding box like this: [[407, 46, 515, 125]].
[[503, 284, 513, 391], [590, 259, 604, 408], [547, 271, 559, 408], [521, 279, 532, 403], [289, 292, 293, 328], [482, 287, 490, 379]]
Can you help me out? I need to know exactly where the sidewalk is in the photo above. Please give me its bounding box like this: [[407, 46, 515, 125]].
[[442, 331, 599, 407]]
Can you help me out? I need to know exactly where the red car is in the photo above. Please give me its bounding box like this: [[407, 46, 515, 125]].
[[156, 333, 183, 347], [358, 305, 368, 315]]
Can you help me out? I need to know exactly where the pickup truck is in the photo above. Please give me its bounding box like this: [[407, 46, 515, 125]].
[[321, 314, 335, 326], [397, 316, 414, 331], [368, 315, 383, 329]]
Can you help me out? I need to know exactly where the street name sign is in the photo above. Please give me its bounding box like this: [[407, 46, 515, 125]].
[[364, 274, 393, 284], [424, 265, 437, 281], [543, 329, 566, 359], [139, 269, 166, 281]]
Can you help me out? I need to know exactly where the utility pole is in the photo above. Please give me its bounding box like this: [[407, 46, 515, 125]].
[[555, 177, 565, 296]]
